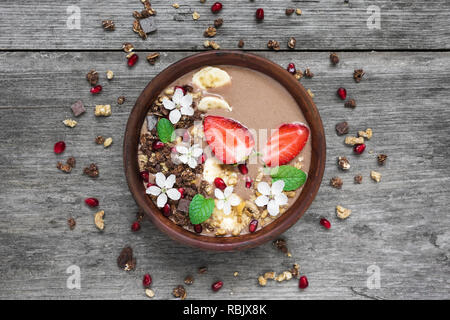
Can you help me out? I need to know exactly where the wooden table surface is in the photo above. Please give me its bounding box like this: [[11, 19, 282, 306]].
[[0, 1, 449, 300]]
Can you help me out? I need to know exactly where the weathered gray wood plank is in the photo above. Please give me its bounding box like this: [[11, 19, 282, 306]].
[[0, 51, 449, 299], [0, 0, 449, 50]]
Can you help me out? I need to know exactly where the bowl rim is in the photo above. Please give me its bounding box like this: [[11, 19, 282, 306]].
[[123, 51, 326, 251]]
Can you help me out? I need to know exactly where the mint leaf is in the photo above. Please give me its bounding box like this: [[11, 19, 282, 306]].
[[270, 165, 307, 191], [189, 194, 215, 225], [157, 118, 175, 143]]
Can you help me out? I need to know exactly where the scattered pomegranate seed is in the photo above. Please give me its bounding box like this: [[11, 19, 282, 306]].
[[287, 63, 296, 74], [354, 144, 366, 155], [142, 274, 152, 287], [127, 53, 139, 67], [174, 85, 186, 94], [299, 276, 309, 289], [238, 164, 248, 175], [211, 2, 222, 13], [162, 203, 171, 217], [245, 177, 253, 189], [90, 85, 102, 94], [131, 221, 141, 232], [337, 87, 347, 100], [255, 8, 264, 20], [249, 219, 258, 233], [53, 141, 66, 154], [84, 197, 99, 207], [200, 154, 206, 164], [211, 280, 223, 292], [194, 224, 202, 233], [178, 188, 185, 199], [214, 177, 227, 190], [140, 171, 149, 182], [152, 141, 164, 150], [320, 218, 331, 229]]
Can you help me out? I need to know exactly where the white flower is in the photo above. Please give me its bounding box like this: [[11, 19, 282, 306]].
[[254, 180, 288, 216], [162, 88, 194, 124], [176, 144, 203, 169], [146, 172, 181, 207], [215, 186, 241, 215]]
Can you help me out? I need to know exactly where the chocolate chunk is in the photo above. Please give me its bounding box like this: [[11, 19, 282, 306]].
[[139, 16, 157, 34], [177, 198, 190, 214], [335, 121, 349, 136], [117, 246, 136, 271], [71, 100, 85, 117]]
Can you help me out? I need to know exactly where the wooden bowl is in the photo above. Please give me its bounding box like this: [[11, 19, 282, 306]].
[[124, 51, 326, 251]]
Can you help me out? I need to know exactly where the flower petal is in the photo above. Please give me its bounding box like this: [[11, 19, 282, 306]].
[[224, 186, 234, 198], [180, 94, 193, 108], [215, 188, 225, 200], [228, 194, 241, 206], [216, 199, 225, 210], [255, 195, 269, 207], [176, 145, 189, 154], [274, 193, 288, 206], [191, 146, 203, 158], [146, 186, 161, 196], [156, 193, 168, 208], [180, 105, 194, 116], [162, 98, 175, 110], [165, 174, 176, 188], [178, 154, 189, 164], [257, 182, 271, 196], [223, 202, 232, 215], [271, 180, 285, 195], [267, 200, 280, 216], [187, 157, 198, 169], [169, 109, 182, 124], [166, 188, 181, 201], [172, 89, 183, 104], [155, 172, 166, 188]]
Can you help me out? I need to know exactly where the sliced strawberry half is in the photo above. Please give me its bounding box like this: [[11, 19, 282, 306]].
[[263, 123, 310, 167], [203, 115, 255, 164]]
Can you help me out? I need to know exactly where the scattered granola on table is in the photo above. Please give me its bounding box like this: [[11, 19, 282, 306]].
[[377, 154, 388, 165], [344, 98, 356, 108], [238, 39, 244, 48], [117, 96, 126, 105], [84, 163, 99, 178], [214, 18, 223, 28], [95, 135, 105, 145], [184, 275, 194, 285], [147, 52, 160, 65], [103, 137, 113, 148], [204, 40, 220, 49], [370, 170, 382, 182], [330, 52, 339, 64], [345, 136, 364, 146], [338, 156, 350, 170], [67, 218, 76, 230], [285, 8, 295, 15], [287, 37, 296, 49], [57, 157, 76, 173], [330, 177, 343, 189], [198, 266, 208, 274], [63, 119, 77, 128], [71, 100, 86, 117], [295, 8, 302, 15], [353, 69, 365, 82], [304, 68, 314, 78], [335, 121, 349, 136], [336, 205, 351, 219], [106, 70, 114, 80], [117, 246, 136, 271], [192, 11, 200, 20], [95, 104, 112, 117], [204, 26, 217, 37], [173, 285, 187, 299], [267, 40, 280, 51], [94, 210, 105, 230], [358, 128, 372, 139], [354, 174, 363, 184], [86, 70, 98, 86], [145, 288, 155, 298], [102, 20, 115, 31]]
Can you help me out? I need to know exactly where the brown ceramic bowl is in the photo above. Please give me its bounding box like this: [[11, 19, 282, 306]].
[[124, 51, 325, 251]]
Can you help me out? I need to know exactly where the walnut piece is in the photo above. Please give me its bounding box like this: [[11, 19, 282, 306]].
[[258, 276, 267, 286], [338, 156, 350, 170]]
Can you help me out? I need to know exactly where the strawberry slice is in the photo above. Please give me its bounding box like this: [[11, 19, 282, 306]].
[[203, 115, 255, 164], [263, 123, 310, 167]]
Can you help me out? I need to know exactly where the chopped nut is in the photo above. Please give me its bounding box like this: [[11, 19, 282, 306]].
[[307, 89, 314, 98], [117, 96, 126, 105], [330, 52, 339, 64], [370, 170, 382, 182], [95, 136, 105, 145], [145, 288, 155, 298], [68, 218, 76, 230], [214, 18, 223, 28], [204, 40, 220, 50], [146, 52, 160, 65], [354, 174, 363, 184], [290, 263, 300, 278], [83, 163, 99, 178], [66, 157, 76, 168], [304, 68, 314, 78], [184, 275, 194, 285], [338, 156, 350, 170], [172, 3, 180, 9], [284, 271, 293, 281], [358, 128, 373, 139], [94, 210, 105, 230], [267, 40, 280, 51], [198, 266, 208, 274], [192, 11, 200, 20], [285, 8, 295, 15], [233, 272, 239, 277], [345, 136, 364, 145], [264, 272, 276, 280], [258, 276, 267, 286], [354, 69, 365, 83], [106, 70, 114, 80], [122, 42, 134, 53], [204, 26, 217, 37], [86, 70, 98, 85], [103, 137, 113, 148], [117, 246, 136, 271], [345, 99, 356, 108], [275, 272, 286, 282], [57, 160, 73, 173], [172, 285, 187, 299], [273, 238, 290, 255], [336, 205, 351, 219], [330, 177, 343, 189], [95, 104, 112, 117], [238, 39, 244, 48], [335, 121, 349, 136], [63, 119, 77, 128], [377, 154, 388, 165], [102, 20, 115, 31], [295, 8, 302, 15], [294, 69, 303, 80], [287, 37, 296, 49]]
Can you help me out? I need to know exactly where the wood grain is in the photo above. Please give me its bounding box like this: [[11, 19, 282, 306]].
[[0, 51, 449, 299], [0, 0, 449, 50]]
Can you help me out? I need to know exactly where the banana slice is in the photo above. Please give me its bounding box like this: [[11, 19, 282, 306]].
[[202, 157, 223, 183], [192, 67, 231, 89], [198, 96, 232, 112]]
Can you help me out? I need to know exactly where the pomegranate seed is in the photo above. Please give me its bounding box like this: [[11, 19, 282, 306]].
[[255, 8, 264, 20], [211, 281, 223, 292], [214, 177, 226, 190], [162, 203, 171, 217], [84, 197, 99, 207], [53, 141, 66, 154], [142, 274, 152, 287], [245, 177, 253, 189], [140, 171, 149, 182], [127, 53, 139, 67], [353, 144, 366, 155], [238, 164, 248, 175], [211, 2, 222, 13], [182, 130, 190, 142], [90, 85, 102, 94], [174, 86, 186, 95], [178, 188, 185, 199], [249, 219, 258, 233], [194, 224, 202, 233], [152, 141, 164, 150], [200, 154, 206, 164], [299, 276, 309, 289], [320, 218, 331, 229], [337, 87, 347, 100], [131, 221, 141, 232], [146, 182, 154, 188], [287, 63, 296, 74]]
